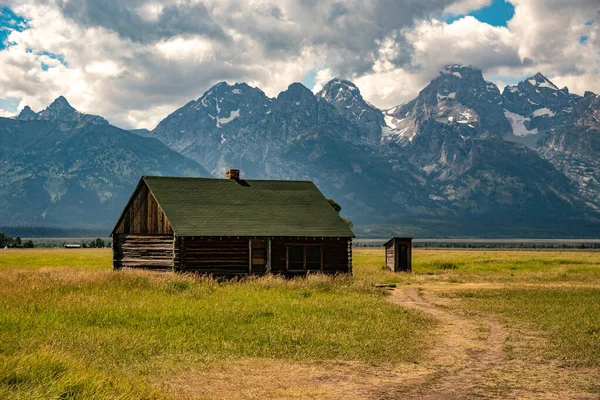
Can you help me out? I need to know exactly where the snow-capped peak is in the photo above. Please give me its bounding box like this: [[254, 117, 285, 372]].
[[318, 78, 360, 102], [527, 73, 558, 90]]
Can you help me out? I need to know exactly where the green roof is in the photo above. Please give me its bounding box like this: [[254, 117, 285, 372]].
[[141, 176, 355, 238]]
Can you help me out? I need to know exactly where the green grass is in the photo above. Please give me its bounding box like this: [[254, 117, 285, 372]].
[[0, 250, 431, 399], [0, 248, 111, 269], [353, 248, 600, 285], [1, 248, 599, 398], [443, 287, 600, 368]]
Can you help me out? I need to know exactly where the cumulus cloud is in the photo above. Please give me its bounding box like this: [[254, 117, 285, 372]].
[[347, 0, 600, 108], [0, 0, 598, 128], [444, 0, 492, 16]]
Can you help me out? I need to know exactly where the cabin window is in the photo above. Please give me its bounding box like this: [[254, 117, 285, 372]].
[[286, 245, 322, 271], [251, 239, 266, 266]]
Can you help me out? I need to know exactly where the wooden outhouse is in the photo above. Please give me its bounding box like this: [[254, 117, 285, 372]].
[[384, 237, 413, 272], [111, 171, 355, 276]]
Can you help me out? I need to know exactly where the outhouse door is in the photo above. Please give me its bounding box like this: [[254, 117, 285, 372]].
[[396, 243, 409, 272]]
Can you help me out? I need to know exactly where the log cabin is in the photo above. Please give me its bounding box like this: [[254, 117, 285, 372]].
[[111, 170, 355, 276]]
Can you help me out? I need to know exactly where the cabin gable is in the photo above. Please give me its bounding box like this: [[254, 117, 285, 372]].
[[112, 179, 174, 235]]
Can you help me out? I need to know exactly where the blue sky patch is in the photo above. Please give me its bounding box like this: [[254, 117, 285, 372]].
[[0, 97, 21, 114], [0, 7, 28, 50], [38, 51, 69, 70], [302, 69, 318, 90], [580, 35, 589, 44], [446, 0, 515, 27]]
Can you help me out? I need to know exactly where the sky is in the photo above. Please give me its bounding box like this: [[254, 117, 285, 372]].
[[0, 0, 598, 129]]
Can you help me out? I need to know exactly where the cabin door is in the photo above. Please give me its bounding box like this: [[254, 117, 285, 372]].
[[396, 243, 409, 272], [250, 239, 268, 274]]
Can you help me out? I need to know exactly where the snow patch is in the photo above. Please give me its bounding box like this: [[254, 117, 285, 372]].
[[386, 105, 401, 114], [458, 110, 474, 123], [384, 114, 398, 129], [504, 110, 538, 136], [423, 164, 437, 174], [531, 107, 555, 117], [539, 81, 557, 90], [232, 89, 242, 94], [437, 92, 456, 102], [216, 109, 240, 128], [452, 72, 462, 79], [381, 125, 394, 138]]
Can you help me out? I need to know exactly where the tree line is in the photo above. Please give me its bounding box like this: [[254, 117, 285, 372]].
[[0, 233, 34, 248]]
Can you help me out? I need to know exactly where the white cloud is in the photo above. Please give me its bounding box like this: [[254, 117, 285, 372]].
[[444, 0, 492, 16], [311, 68, 334, 93], [0, 0, 598, 129]]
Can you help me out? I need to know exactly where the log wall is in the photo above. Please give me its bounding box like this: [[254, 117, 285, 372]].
[[113, 234, 174, 270], [113, 234, 352, 276], [113, 182, 173, 235], [271, 237, 351, 275], [180, 237, 250, 275]]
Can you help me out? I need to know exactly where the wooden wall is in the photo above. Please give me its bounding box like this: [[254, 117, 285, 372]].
[[113, 233, 352, 275], [113, 182, 173, 235], [386, 244, 394, 270], [180, 237, 250, 275], [270, 237, 351, 275], [113, 234, 174, 270]]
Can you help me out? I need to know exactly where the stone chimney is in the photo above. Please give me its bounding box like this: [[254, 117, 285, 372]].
[[226, 169, 240, 180]]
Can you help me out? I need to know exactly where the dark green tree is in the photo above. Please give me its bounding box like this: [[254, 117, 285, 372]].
[[327, 198, 353, 229], [327, 198, 342, 213]]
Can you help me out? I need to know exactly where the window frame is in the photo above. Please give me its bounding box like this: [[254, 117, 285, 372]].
[[285, 244, 323, 271]]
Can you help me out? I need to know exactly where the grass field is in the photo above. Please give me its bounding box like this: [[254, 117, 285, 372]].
[[0, 248, 599, 399]]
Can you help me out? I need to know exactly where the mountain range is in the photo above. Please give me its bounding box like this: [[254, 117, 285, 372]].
[[1, 64, 599, 237]]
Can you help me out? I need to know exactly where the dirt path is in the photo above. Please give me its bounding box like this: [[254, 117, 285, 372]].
[[161, 285, 599, 399], [388, 287, 508, 399], [388, 286, 600, 400]]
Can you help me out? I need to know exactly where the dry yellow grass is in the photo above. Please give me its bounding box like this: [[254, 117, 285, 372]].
[[0, 247, 599, 399]]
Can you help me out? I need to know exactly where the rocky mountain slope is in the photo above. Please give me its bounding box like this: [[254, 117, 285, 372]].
[[538, 92, 600, 210], [144, 67, 599, 235], [0, 102, 208, 228], [1, 65, 599, 236], [317, 78, 385, 144], [17, 96, 110, 125]]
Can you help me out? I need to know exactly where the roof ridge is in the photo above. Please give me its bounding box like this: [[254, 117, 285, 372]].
[[143, 175, 315, 184]]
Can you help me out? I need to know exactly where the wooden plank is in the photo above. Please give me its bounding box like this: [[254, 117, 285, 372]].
[[266, 239, 272, 273]]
